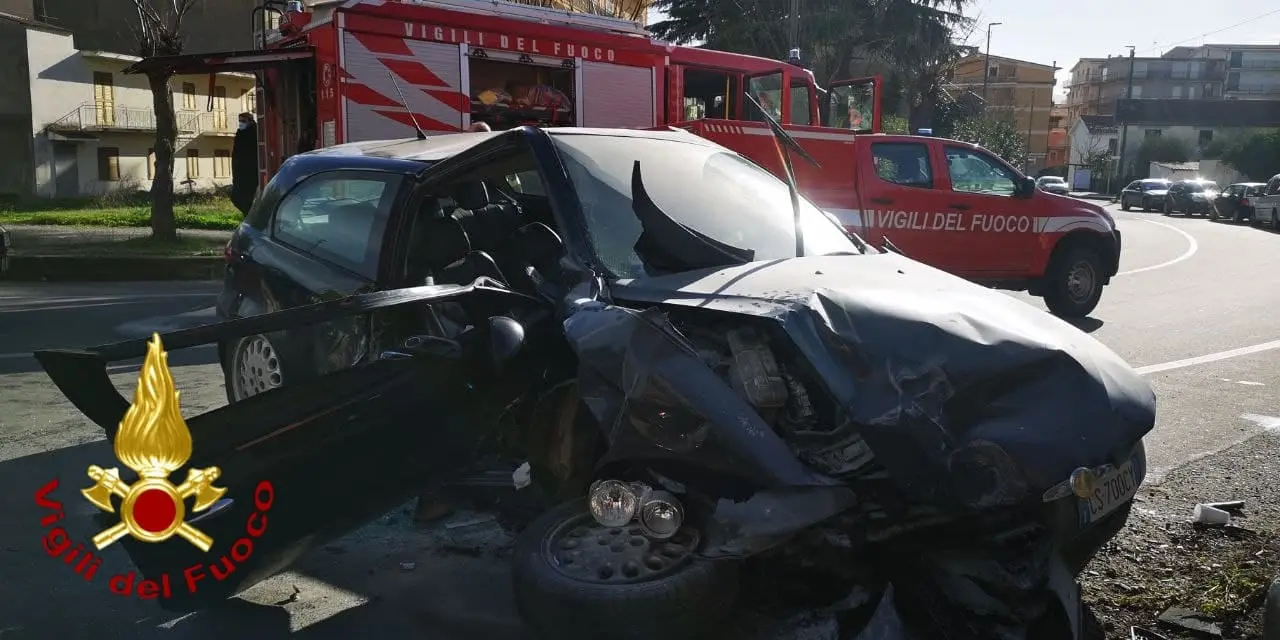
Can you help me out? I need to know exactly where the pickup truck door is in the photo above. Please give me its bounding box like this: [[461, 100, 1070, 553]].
[[855, 139, 963, 270], [938, 144, 1036, 274]]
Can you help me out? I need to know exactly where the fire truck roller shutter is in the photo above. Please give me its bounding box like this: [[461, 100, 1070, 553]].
[[342, 31, 464, 140], [580, 61, 654, 129]]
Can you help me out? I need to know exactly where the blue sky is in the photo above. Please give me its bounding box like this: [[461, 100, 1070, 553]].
[[646, 2, 1280, 100]]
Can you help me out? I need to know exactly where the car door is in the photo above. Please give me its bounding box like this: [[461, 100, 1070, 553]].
[[1215, 185, 1238, 216], [250, 169, 409, 384], [939, 144, 1035, 274], [1168, 183, 1186, 210], [1121, 181, 1141, 207], [34, 279, 547, 612], [857, 140, 962, 269]]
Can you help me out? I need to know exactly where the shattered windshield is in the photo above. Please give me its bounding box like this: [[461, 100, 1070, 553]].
[[551, 134, 860, 278]]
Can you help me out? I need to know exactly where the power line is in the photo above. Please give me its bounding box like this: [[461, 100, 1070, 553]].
[[1136, 7, 1280, 55]]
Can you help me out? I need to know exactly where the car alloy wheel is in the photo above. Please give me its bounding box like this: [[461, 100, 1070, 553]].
[[230, 335, 283, 401]]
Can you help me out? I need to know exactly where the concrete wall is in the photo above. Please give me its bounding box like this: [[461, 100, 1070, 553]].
[[27, 26, 254, 197], [1148, 160, 1244, 187]]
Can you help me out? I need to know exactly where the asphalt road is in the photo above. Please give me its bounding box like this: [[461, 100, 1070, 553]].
[[0, 204, 1277, 638]]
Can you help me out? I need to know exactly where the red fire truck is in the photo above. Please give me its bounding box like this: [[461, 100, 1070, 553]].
[[126, 0, 1119, 317]]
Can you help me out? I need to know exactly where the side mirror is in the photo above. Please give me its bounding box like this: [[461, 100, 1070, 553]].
[[1016, 177, 1036, 198], [486, 316, 525, 371]]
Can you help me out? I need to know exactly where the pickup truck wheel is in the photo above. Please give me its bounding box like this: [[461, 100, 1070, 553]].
[[1043, 246, 1104, 319], [224, 334, 285, 403], [512, 498, 739, 640]]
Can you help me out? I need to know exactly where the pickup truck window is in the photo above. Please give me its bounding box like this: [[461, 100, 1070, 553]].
[[871, 142, 933, 189], [944, 146, 1017, 196]]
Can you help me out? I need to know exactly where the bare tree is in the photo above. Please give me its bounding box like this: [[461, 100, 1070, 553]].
[[1078, 135, 1114, 176], [130, 0, 201, 242]]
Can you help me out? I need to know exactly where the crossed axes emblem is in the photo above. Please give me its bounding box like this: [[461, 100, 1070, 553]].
[[81, 334, 227, 551]]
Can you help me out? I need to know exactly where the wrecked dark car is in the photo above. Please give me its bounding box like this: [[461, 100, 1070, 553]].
[[36, 126, 1155, 640]]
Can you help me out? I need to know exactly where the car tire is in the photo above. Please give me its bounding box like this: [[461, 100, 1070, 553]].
[[1162, 199, 1172, 215], [1120, 198, 1131, 212], [1043, 245, 1104, 319], [512, 498, 740, 640], [223, 334, 286, 403]]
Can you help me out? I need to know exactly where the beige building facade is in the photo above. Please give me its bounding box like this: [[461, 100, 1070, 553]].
[[950, 54, 1057, 171]]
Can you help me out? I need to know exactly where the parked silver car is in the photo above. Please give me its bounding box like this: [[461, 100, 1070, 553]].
[[1035, 175, 1070, 195], [1119, 179, 1172, 211]]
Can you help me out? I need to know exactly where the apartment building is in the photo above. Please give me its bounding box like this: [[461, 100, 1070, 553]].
[[1046, 104, 1068, 168], [0, 0, 262, 198], [949, 53, 1057, 171], [1065, 43, 1280, 129]]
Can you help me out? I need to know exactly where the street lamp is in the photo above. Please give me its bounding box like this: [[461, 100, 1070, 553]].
[[981, 22, 1003, 104], [1114, 45, 1136, 189]]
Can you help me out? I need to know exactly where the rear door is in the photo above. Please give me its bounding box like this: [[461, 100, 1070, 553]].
[[857, 139, 960, 269]]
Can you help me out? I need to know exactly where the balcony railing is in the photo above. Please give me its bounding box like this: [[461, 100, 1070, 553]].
[[48, 103, 236, 135], [1231, 59, 1280, 70]]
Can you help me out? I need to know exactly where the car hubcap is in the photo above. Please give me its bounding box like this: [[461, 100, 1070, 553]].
[[1066, 260, 1096, 303], [545, 510, 700, 584], [233, 336, 282, 400]]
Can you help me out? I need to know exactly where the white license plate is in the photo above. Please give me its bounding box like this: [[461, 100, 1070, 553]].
[[1078, 460, 1138, 526]]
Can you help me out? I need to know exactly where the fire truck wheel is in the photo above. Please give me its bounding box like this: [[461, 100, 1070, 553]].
[[1043, 245, 1104, 319], [512, 498, 739, 640]]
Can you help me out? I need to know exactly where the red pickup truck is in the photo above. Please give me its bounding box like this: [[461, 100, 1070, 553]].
[[693, 123, 1121, 318]]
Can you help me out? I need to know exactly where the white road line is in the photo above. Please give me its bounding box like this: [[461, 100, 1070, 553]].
[[1135, 339, 1280, 375], [1115, 219, 1199, 276]]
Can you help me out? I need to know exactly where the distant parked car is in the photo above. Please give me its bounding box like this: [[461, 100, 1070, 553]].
[[1249, 173, 1280, 229], [1163, 179, 1220, 216], [1036, 175, 1070, 195], [1119, 179, 1172, 211], [1211, 182, 1266, 222]]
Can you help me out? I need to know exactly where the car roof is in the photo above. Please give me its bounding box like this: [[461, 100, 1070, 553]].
[[1141, 178, 1171, 182], [305, 127, 719, 163], [1230, 182, 1266, 186]]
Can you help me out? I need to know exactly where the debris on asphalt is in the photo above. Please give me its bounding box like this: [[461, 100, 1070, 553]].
[[1205, 501, 1246, 514], [399, 560, 416, 571], [1195, 504, 1232, 526], [512, 461, 532, 489], [1158, 606, 1223, 638], [1132, 626, 1172, 639], [271, 584, 302, 606]]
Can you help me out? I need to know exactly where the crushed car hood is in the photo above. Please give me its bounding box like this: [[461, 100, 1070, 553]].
[[609, 253, 1156, 507]]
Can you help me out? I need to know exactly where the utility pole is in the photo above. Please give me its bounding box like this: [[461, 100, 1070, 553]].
[[1026, 88, 1036, 173], [1113, 46, 1137, 192], [981, 22, 1002, 106], [789, 0, 800, 49]]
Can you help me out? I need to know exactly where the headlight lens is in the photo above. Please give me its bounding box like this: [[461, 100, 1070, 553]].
[[588, 480, 638, 527], [639, 491, 684, 539]]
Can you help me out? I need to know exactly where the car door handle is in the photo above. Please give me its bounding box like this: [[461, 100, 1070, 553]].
[[870, 197, 893, 205], [950, 203, 971, 210]]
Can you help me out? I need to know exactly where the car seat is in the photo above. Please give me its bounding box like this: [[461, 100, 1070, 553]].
[[418, 215, 508, 286]]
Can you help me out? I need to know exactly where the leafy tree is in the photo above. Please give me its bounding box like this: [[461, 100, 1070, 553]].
[[129, 0, 202, 242], [951, 116, 1027, 168], [649, 0, 970, 98], [1131, 136, 1189, 176], [881, 114, 909, 134], [1217, 129, 1280, 181]]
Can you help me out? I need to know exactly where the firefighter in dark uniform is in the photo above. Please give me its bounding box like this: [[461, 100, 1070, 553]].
[[231, 112, 259, 217]]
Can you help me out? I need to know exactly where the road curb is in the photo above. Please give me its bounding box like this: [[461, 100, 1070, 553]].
[[2, 255, 224, 282]]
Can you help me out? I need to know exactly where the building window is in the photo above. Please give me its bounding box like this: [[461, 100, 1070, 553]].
[[186, 149, 200, 178], [1190, 63, 1201, 80], [93, 72, 115, 126], [1172, 62, 1189, 79], [988, 64, 999, 78], [1133, 61, 1147, 78], [214, 149, 231, 178], [1190, 85, 1199, 99], [147, 148, 155, 179], [242, 87, 257, 115], [1199, 130, 1213, 147], [1130, 85, 1142, 98], [1230, 51, 1243, 68], [1171, 86, 1182, 99], [1145, 129, 1162, 138], [1227, 73, 1240, 91], [1107, 138, 1118, 153], [97, 147, 120, 181], [182, 83, 196, 110]]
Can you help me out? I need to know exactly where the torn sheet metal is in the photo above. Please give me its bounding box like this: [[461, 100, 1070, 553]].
[[604, 252, 1156, 509], [564, 303, 838, 489]]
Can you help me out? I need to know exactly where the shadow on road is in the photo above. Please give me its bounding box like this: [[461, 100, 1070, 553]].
[[0, 438, 528, 639], [1066, 317, 1105, 333]]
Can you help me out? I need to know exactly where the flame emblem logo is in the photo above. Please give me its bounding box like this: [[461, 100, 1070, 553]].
[[81, 334, 226, 551]]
